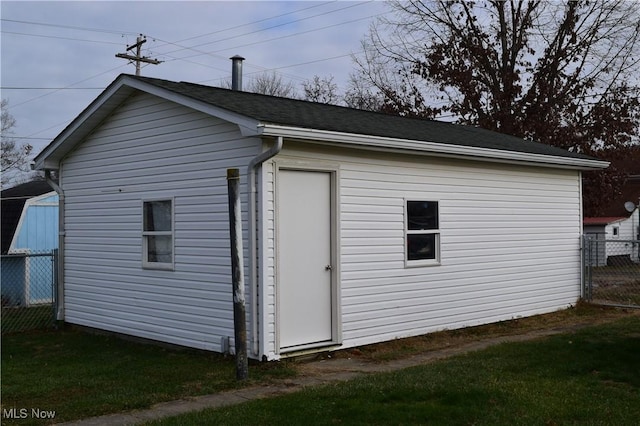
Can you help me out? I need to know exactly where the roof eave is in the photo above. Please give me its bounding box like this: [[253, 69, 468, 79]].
[[33, 75, 261, 171], [259, 124, 609, 171], [33, 75, 132, 171]]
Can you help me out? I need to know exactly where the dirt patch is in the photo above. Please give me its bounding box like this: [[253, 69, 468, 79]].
[[290, 302, 640, 377]]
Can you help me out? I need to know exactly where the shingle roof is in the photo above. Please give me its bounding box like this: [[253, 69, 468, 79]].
[[134, 75, 597, 162], [1, 180, 53, 254], [583, 217, 626, 226]]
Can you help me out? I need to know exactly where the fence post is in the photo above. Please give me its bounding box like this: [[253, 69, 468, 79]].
[[584, 236, 592, 302], [227, 168, 248, 380], [584, 236, 589, 301], [52, 249, 59, 328]]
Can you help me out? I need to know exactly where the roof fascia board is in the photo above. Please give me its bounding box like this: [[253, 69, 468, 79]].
[[33, 75, 135, 170], [259, 124, 610, 171], [33, 76, 261, 170]]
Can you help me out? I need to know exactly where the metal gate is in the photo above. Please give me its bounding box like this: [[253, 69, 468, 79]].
[[583, 236, 640, 308], [1, 250, 58, 333]]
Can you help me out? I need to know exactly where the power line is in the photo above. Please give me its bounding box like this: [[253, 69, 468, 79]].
[[1, 87, 104, 90], [202, 12, 384, 60], [4, 2, 382, 93], [7, 136, 51, 140], [1, 30, 122, 45], [153, 1, 337, 48], [198, 51, 358, 86], [21, 117, 74, 140], [145, 2, 339, 83], [6, 2, 385, 139], [10, 64, 128, 109], [155, 3, 386, 84], [156, 1, 373, 57], [0, 18, 136, 36]]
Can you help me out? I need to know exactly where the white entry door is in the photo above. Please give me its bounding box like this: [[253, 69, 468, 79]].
[[278, 169, 333, 349]]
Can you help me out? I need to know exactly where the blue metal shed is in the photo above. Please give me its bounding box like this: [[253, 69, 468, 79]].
[[1, 181, 58, 306]]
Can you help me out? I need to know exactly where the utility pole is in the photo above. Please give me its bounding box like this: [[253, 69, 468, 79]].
[[227, 168, 248, 380], [116, 34, 162, 76]]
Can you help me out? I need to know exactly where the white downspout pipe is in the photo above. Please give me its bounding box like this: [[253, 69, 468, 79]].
[[45, 170, 65, 321], [247, 136, 283, 356]]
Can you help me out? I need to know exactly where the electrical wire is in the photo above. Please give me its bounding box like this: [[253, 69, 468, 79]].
[[0, 18, 137, 36], [1, 30, 122, 45], [155, 1, 373, 57], [2, 87, 104, 90], [10, 64, 129, 109], [151, 2, 386, 84], [4, 1, 385, 139], [153, 1, 337, 48]]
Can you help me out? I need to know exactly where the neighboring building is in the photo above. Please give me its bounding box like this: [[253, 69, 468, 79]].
[[1, 180, 58, 306], [584, 175, 640, 265], [32, 72, 608, 360]]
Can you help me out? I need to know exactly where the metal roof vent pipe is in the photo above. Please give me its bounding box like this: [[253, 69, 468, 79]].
[[230, 55, 245, 91]]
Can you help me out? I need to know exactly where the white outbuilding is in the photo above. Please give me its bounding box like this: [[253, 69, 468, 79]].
[[33, 72, 608, 360]]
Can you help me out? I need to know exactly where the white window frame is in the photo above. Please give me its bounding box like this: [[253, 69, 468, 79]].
[[142, 198, 175, 270], [405, 199, 441, 267]]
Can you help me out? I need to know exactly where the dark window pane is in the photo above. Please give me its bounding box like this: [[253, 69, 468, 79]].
[[407, 234, 436, 261], [144, 201, 172, 231], [407, 201, 438, 230], [147, 235, 172, 263]]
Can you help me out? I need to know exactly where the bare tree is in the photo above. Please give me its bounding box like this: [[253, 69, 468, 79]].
[[1, 99, 33, 188], [247, 71, 297, 98], [343, 71, 384, 111], [302, 75, 340, 104], [357, 0, 640, 215]]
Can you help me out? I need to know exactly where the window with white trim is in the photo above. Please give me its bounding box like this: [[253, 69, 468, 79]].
[[406, 200, 440, 265], [612, 226, 619, 237], [142, 199, 174, 269]]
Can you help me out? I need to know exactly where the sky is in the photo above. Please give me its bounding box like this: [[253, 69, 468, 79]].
[[1, 0, 389, 159]]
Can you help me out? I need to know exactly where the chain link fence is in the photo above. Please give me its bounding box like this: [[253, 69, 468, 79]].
[[583, 236, 640, 308], [1, 250, 58, 333]]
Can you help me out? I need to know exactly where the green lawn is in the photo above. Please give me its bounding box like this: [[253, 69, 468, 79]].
[[2, 308, 639, 425], [1, 329, 294, 425], [147, 316, 640, 426], [1, 305, 55, 334]]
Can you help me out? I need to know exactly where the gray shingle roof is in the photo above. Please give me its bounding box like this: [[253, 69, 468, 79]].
[[134, 75, 596, 161]]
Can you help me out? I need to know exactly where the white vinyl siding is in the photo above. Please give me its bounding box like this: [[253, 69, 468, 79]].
[[604, 210, 640, 260], [61, 93, 260, 352], [263, 142, 582, 358]]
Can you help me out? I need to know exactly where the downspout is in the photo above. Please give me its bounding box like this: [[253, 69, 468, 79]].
[[248, 136, 283, 356], [45, 169, 65, 321]]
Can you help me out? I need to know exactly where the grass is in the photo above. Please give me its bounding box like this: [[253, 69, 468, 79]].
[[590, 263, 640, 306], [1, 304, 637, 425], [147, 316, 640, 425], [592, 285, 640, 306], [1, 329, 295, 425], [1, 305, 55, 334]]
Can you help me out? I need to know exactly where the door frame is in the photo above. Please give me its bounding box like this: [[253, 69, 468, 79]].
[[274, 160, 341, 354]]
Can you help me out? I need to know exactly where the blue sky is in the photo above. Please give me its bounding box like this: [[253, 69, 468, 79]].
[[1, 1, 388, 156]]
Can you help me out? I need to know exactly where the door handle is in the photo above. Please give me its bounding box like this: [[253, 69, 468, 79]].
[[325, 265, 332, 271]]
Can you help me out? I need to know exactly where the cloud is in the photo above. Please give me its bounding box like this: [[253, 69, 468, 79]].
[[2, 1, 388, 156]]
